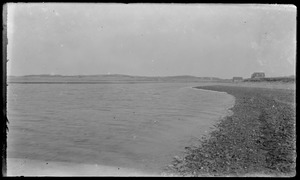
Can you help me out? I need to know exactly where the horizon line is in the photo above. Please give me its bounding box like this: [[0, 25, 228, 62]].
[[7, 73, 226, 78], [7, 73, 296, 79]]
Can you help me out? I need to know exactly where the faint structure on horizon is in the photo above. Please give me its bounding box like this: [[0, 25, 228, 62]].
[[232, 77, 243, 82], [251, 72, 265, 79]]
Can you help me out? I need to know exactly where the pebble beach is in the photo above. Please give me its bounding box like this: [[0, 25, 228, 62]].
[[166, 82, 296, 177]]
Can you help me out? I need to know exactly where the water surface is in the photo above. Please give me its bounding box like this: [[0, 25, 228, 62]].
[[7, 82, 234, 174]]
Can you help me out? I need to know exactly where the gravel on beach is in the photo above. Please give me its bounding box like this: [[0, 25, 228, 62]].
[[165, 85, 296, 177]]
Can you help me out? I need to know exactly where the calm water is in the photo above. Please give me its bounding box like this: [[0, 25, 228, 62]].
[[7, 82, 234, 174]]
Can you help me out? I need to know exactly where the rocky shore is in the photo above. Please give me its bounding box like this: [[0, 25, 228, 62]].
[[165, 85, 296, 177]]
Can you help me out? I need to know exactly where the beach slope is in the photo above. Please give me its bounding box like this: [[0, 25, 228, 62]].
[[167, 84, 296, 177]]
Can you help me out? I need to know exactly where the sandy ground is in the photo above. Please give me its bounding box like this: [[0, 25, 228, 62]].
[[167, 82, 295, 176], [205, 81, 295, 90], [6, 158, 160, 177]]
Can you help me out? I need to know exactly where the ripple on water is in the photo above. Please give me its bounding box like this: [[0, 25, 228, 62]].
[[7, 82, 235, 174]]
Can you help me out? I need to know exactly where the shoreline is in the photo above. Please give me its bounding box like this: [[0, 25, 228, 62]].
[[6, 158, 160, 176], [6, 82, 295, 177], [166, 84, 296, 177]]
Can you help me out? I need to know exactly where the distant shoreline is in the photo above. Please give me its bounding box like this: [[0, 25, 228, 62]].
[[6, 75, 228, 84], [6, 81, 223, 84], [166, 83, 296, 177], [7, 74, 295, 85]]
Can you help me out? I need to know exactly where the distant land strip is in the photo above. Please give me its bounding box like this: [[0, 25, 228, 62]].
[[7, 81, 170, 84]]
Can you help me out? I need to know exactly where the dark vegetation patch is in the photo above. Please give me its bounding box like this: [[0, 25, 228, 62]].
[[244, 77, 295, 83]]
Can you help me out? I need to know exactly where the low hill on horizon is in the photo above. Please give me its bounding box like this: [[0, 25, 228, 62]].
[[7, 74, 226, 83], [11, 74, 219, 78]]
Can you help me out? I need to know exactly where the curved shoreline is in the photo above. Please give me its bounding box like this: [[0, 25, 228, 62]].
[[192, 87, 236, 116], [166, 84, 296, 177]]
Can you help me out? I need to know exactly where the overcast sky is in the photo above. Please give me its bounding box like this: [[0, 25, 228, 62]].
[[7, 3, 296, 78]]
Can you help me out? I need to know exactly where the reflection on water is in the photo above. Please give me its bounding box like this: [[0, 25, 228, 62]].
[[7, 82, 234, 174]]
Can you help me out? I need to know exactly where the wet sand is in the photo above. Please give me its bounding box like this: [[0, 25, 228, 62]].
[[7, 158, 160, 176], [167, 82, 296, 177]]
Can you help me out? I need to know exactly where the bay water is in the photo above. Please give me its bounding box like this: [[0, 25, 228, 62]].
[[7, 82, 234, 175]]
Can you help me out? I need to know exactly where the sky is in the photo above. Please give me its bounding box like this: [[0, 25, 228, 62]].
[[7, 3, 296, 78]]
